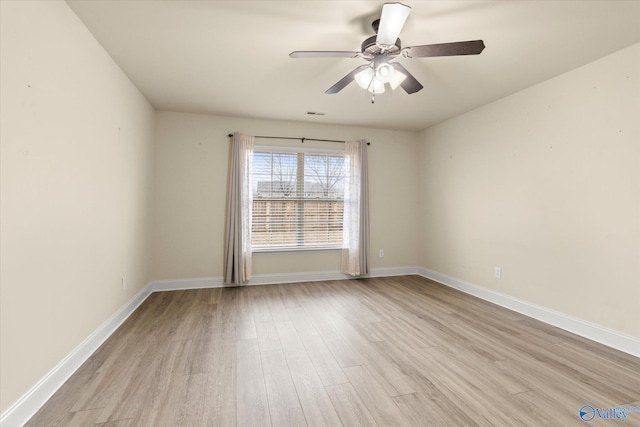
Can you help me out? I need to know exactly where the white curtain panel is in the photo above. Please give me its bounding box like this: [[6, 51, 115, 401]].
[[224, 132, 254, 285], [342, 140, 370, 276]]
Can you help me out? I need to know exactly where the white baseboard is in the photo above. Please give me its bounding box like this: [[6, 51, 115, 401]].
[[150, 266, 420, 289], [151, 276, 225, 291], [416, 267, 640, 358], [4, 265, 637, 426], [249, 270, 350, 285], [0, 283, 154, 427], [247, 266, 419, 285]]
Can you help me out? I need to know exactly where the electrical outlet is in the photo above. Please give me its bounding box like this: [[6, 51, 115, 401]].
[[494, 267, 502, 279], [379, 249, 384, 258], [121, 276, 127, 290]]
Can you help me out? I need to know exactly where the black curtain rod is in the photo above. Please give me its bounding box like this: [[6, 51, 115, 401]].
[[227, 134, 370, 145]]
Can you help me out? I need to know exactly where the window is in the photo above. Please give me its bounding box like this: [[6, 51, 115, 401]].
[[251, 147, 345, 251]]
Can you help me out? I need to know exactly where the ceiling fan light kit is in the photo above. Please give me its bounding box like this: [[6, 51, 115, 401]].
[[354, 67, 375, 89], [389, 70, 407, 90], [375, 62, 395, 83], [353, 57, 408, 102], [289, 2, 485, 102]]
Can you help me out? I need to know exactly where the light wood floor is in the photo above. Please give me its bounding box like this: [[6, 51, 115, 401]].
[[26, 275, 640, 426]]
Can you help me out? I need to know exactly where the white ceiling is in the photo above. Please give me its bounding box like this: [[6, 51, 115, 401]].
[[66, 0, 640, 132]]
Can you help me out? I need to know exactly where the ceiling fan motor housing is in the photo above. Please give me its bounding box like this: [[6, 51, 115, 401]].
[[361, 35, 402, 56]]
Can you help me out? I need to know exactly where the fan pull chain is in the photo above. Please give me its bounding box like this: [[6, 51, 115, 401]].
[[371, 92, 376, 104]]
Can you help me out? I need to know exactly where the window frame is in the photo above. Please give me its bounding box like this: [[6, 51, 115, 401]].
[[251, 145, 346, 253]]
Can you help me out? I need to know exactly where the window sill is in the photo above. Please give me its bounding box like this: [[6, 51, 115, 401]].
[[252, 246, 342, 254]]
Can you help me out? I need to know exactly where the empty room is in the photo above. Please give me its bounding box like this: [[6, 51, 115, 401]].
[[1, 1, 639, 426]]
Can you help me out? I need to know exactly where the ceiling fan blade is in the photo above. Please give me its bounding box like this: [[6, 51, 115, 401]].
[[390, 63, 423, 94], [402, 40, 485, 58], [290, 51, 362, 59], [376, 3, 411, 47], [325, 64, 371, 94]]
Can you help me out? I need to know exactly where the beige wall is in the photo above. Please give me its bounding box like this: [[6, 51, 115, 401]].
[[0, 0, 155, 412], [2, 0, 637, 418], [153, 112, 420, 280], [417, 43, 640, 338]]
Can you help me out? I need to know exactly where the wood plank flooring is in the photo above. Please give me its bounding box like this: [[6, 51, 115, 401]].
[[26, 275, 640, 426]]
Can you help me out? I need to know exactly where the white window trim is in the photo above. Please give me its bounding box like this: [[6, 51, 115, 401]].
[[251, 145, 346, 253]]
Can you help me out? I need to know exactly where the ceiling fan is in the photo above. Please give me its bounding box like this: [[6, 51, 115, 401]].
[[290, 2, 485, 100]]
